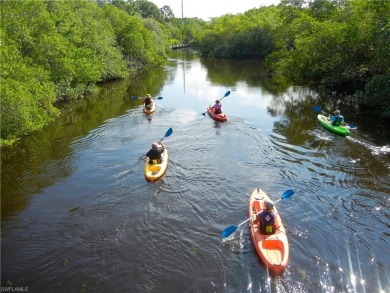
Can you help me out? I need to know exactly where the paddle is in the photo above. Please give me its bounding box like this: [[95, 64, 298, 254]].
[[158, 127, 173, 144], [312, 106, 356, 129], [143, 128, 173, 160], [131, 96, 163, 100], [221, 189, 294, 239], [202, 91, 231, 116]]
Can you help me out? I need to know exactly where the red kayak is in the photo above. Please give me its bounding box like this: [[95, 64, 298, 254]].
[[207, 106, 227, 122]]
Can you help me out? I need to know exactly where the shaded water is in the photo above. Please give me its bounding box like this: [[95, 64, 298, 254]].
[[1, 51, 389, 292]]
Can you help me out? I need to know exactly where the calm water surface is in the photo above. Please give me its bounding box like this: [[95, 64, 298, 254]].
[[1, 51, 389, 293]]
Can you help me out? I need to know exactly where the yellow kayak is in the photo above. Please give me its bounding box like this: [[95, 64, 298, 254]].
[[143, 102, 156, 114], [144, 147, 168, 181]]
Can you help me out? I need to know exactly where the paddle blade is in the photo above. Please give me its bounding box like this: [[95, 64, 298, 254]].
[[221, 225, 237, 239], [131, 96, 138, 100], [165, 128, 173, 137], [281, 189, 294, 200], [224, 91, 231, 98], [312, 106, 321, 113], [157, 97, 163, 100]]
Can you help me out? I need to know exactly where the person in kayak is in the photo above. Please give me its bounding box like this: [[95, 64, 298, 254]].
[[252, 200, 276, 235], [146, 142, 165, 164], [142, 94, 154, 110], [212, 100, 222, 114], [329, 110, 344, 126]]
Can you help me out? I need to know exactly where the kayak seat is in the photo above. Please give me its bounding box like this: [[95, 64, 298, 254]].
[[262, 238, 283, 248], [252, 201, 261, 212], [149, 157, 162, 165], [251, 201, 262, 229], [149, 165, 160, 172], [261, 239, 284, 263]]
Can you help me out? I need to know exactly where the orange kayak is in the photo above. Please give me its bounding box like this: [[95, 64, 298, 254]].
[[249, 188, 289, 274]]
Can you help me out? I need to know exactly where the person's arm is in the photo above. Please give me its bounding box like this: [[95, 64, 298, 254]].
[[251, 208, 260, 224], [154, 143, 164, 156]]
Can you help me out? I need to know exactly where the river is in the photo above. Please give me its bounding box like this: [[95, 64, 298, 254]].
[[1, 51, 389, 293]]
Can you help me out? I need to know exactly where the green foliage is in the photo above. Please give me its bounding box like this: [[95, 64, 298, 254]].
[[308, 0, 338, 21], [264, 0, 390, 117], [102, 4, 167, 68], [2, 0, 387, 144], [134, 0, 162, 20], [352, 75, 390, 117], [194, 7, 280, 58], [160, 5, 175, 20], [1, 0, 172, 144], [116, 16, 154, 67], [192, 0, 388, 116], [143, 18, 169, 60], [111, 0, 163, 20], [1, 0, 129, 100], [0, 33, 59, 144], [166, 18, 207, 46]]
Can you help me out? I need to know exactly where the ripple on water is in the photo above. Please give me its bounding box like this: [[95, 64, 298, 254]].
[[2, 80, 390, 292]]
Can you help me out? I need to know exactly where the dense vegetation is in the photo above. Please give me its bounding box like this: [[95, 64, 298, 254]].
[[1, 0, 389, 145], [0, 0, 186, 145], [194, 0, 389, 118]]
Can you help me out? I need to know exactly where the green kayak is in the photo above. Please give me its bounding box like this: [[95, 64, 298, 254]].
[[317, 114, 350, 136]]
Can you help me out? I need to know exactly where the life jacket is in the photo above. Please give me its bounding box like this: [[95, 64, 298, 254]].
[[260, 211, 276, 235], [147, 148, 163, 164], [144, 97, 152, 105], [332, 116, 343, 126], [214, 103, 222, 111]]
